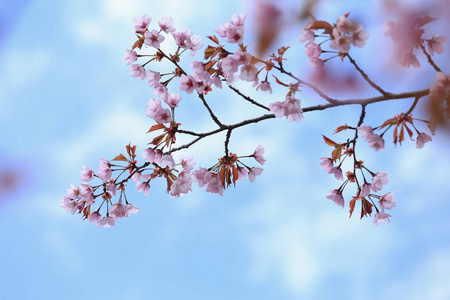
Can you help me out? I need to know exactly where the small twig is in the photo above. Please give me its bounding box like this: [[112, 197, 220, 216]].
[[357, 105, 366, 127], [198, 93, 225, 128], [346, 54, 390, 97], [419, 44, 442, 73], [228, 85, 270, 111], [225, 129, 232, 156], [404, 96, 421, 117]]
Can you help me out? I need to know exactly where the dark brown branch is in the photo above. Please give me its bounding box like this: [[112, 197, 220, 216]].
[[404, 96, 421, 117], [419, 44, 442, 73], [169, 88, 430, 154], [225, 129, 232, 155], [346, 54, 390, 97], [198, 93, 225, 128], [228, 85, 270, 111]]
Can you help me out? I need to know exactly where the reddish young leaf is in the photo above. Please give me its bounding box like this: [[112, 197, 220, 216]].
[[112, 154, 128, 162], [334, 124, 350, 134], [308, 20, 333, 34], [349, 197, 357, 218], [404, 124, 414, 139], [207, 35, 220, 44], [150, 134, 166, 146], [322, 135, 337, 147], [147, 123, 166, 133], [393, 126, 398, 145], [399, 125, 405, 145], [131, 37, 145, 51], [272, 75, 289, 87], [332, 146, 343, 162]]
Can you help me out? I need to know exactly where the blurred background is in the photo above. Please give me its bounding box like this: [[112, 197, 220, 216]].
[[0, 0, 449, 299]]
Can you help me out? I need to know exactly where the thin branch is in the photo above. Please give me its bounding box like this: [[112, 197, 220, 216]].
[[404, 96, 421, 117], [225, 129, 232, 156], [346, 54, 390, 97], [419, 44, 442, 73], [169, 88, 430, 154], [357, 105, 366, 127], [228, 85, 270, 111], [198, 93, 225, 128]]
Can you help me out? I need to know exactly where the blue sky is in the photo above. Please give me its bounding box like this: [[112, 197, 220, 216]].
[[0, 0, 449, 299]]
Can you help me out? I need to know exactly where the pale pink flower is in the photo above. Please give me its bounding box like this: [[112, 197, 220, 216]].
[[205, 173, 224, 196], [134, 15, 151, 32], [158, 16, 175, 33], [126, 204, 140, 217], [329, 28, 352, 53], [221, 56, 240, 77], [80, 183, 94, 204], [172, 26, 203, 55], [231, 13, 247, 27], [146, 71, 161, 88], [326, 189, 344, 208], [319, 157, 334, 173], [239, 64, 258, 82], [379, 191, 397, 211], [357, 125, 374, 138], [284, 96, 303, 123], [360, 183, 372, 198], [179, 75, 197, 94], [97, 216, 116, 228], [97, 158, 112, 182], [164, 93, 182, 108], [170, 171, 193, 198], [106, 181, 116, 196], [383, 21, 396, 37], [299, 20, 316, 43], [248, 167, 263, 183], [129, 64, 146, 81], [192, 167, 210, 188], [61, 196, 78, 214], [236, 165, 248, 182], [427, 34, 447, 55], [143, 148, 162, 164], [145, 98, 162, 119], [180, 156, 195, 172], [124, 49, 138, 65], [416, 132, 432, 149], [256, 81, 272, 93], [401, 52, 421, 68], [374, 212, 391, 226], [366, 135, 385, 151], [336, 15, 356, 35], [131, 171, 141, 184], [372, 172, 389, 192], [88, 211, 101, 224], [269, 101, 285, 118], [153, 107, 172, 123], [329, 166, 343, 181], [152, 83, 168, 100], [80, 165, 94, 182], [304, 42, 322, 59], [136, 181, 150, 196], [160, 155, 175, 169], [191, 60, 210, 83], [253, 145, 265, 165], [352, 24, 369, 48], [66, 183, 80, 199], [109, 202, 128, 219]]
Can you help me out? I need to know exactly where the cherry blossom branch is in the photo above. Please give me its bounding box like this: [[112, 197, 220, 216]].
[[419, 44, 442, 73], [346, 54, 390, 97], [228, 85, 270, 111], [198, 93, 225, 128], [404, 96, 421, 117]]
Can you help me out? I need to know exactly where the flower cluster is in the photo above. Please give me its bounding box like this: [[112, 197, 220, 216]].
[[383, 15, 447, 68], [299, 13, 369, 67]]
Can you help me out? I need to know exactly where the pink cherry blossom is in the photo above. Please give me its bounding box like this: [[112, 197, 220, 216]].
[[215, 14, 246, 44], [416, 132, 432, 149], [180, 156, 195, 172], [158, 16, 175, 33], [326, 189, 344, 208], [109, 202, 128, 219], [372, 172, 389, 192], [374, 212, 391, 226], [304, 42, 322, 59], [160, 155, 175, 169], [360, 183, 372, 198], [248, 167, 263, 183], [145, 98, 162, 119], [192, 167, 210, 188], [205, 172, 224, 196], [239, 64, 258, 82], [352, 24, 369, 48], [143, 147, 163, 164], [269, 101, 285, 118], [379, 191, 397, 211], [236, 165, 249, 182], [366, 134, 385, 151], [319, 157, 334, 174], [88, 211, 101, 224], [80, 183, 94, 204], [61, 196, 78, 214], [106, 181, 117, 196], [134, 15, 151, 32], [179, 75, 197, 94], [129, 64, 146, 81], [97, 158, 112, 182], [66, 183, 80, 199], [401, 52, 421, 68], [253, 145, 266, 165], [299, 19, 316, 43], [170, 171, 193, 198], [256, 81, 272, 94], [329, 28, 352, 53], [80, 165, 94, 182], [124, 49, 138, 65], [146, 71, 161, 88], [97, 216, 116, 228], [336, 15, 356, 35], [126, 204, 140, 217], [191, 60, 211, 83], [427, 34, 447, 55], [284, 96, 303, 123], [172, 26, 203, 55], [152, 83, 168, 100], [136, 181, 150, 196], [153, 107, 172, 123], [329, 166, 343, 181], [358, 125, 374, 138], [164, 93, 182, 108]]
